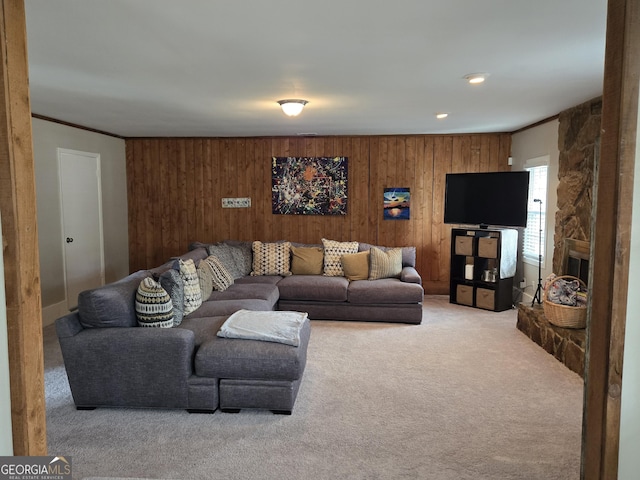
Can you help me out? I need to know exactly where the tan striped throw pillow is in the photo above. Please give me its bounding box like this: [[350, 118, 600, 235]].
[[368, 247, 403, 280]]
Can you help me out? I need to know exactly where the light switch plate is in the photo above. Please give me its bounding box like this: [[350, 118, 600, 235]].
[[222, 197, 251, 208]]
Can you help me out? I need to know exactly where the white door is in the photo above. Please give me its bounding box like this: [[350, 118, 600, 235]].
[[58, 149, 105, 310]]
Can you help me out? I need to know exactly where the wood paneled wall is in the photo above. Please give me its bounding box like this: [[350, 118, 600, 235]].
[[126, 134, 511, 293]]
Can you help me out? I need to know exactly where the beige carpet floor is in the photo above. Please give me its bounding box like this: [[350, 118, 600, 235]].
[[44, 295, 584, 480]]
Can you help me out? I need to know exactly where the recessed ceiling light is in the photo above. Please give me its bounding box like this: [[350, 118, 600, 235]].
[[436, 113, 449, 119], [464, 73, 489, 84]]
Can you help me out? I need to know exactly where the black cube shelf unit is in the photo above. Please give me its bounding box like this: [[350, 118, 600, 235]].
[[449, 227, 518, 312]]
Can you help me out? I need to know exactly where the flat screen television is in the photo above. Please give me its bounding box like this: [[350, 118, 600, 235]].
[[444, 171, 530, 228]]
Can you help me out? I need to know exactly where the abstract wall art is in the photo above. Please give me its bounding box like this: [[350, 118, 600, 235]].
[[272, 156, 348, 215], [383, 187, 410, 220]]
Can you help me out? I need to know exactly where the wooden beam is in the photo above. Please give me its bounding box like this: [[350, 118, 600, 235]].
[[583, 0, 639, 478], [0, 0, 47, 455]]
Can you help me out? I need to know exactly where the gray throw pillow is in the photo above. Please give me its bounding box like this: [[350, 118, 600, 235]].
[[207, 244, 242, 279], [159, 268, 184, 326], [223, 240, 253, 276]]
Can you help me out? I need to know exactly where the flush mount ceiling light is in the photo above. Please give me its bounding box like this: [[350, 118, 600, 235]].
[[277, 99, 309, 117], [463, 73, 489, 84], [436, 113, 449, 119]]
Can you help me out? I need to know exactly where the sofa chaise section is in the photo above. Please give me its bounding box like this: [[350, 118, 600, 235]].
[[56, 306, 219, 411]]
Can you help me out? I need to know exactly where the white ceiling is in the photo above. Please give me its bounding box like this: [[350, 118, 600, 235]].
[[24, 0, 607, 138]]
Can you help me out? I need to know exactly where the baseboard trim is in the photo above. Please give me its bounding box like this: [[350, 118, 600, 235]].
[[42, 301, 70, 327]]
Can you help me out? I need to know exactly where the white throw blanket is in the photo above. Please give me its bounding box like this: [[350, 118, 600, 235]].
[[217, 309, 308, 346], [498, 228, 518, 278]]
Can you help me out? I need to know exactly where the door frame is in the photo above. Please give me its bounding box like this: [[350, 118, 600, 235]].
[[57, 148, 106, 310]]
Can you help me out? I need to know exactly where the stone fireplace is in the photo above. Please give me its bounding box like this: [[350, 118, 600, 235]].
[[516, 239, 590, 377], [516, 97, 600, 377]]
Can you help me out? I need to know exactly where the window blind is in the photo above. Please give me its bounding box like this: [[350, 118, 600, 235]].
[[523, 165, 548, 263]]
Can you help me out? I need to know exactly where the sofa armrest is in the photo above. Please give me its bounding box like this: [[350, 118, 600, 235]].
[[401, 266, 422, 285], [57, 324, 197, 408], [56, 312, 84, 338]]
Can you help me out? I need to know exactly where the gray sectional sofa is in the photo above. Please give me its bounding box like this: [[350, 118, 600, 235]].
[[55, 240, 424, 413]]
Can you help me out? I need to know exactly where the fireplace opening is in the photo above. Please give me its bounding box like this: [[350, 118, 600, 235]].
[[563, 239, 590, 287]]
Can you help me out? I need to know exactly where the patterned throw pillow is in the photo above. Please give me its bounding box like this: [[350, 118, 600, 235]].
[[177, 258, 202, 315], [290, 246, 324, 275], [197, 259, 214, 301], [159, 268, 184, 326], [251, 241, 292, 276], [341, 250, 370, 281], [322, 238, 359, 277], [222, 240, 253, 276], [135, 277, 174, 328], [368, 247, 403, 280], [203, 255, 234, 291], [207, 244, 243, 279]]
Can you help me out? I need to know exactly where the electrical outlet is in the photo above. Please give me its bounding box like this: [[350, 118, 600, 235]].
[[222, 197, 251, 208], [520, 279, 526, 289]]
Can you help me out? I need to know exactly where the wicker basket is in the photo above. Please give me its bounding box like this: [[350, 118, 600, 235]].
[[543, 275, 587, 329]]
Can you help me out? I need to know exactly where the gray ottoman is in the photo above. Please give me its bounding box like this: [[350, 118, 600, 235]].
[[194, 317, 311, 414]]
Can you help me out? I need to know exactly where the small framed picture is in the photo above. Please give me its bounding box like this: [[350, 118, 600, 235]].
[[383, 188, 410, 220]]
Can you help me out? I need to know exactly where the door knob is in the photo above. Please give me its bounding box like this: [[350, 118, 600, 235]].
[[66, 237, 74, 243]]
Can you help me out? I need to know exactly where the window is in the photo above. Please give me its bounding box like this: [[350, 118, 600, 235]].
[[523, 164, 549, 265]]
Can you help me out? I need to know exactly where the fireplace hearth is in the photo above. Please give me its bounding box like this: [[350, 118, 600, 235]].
[[516, 238, 590, 376], [516, 303, 585, 376]]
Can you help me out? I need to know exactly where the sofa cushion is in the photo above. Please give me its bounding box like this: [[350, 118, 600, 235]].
[[341, 251, 370, 281], [177, 259, 202, 315], [135, 277, 174, 328], [78, 270, 150, 328], [321, 238, 358, 276], [148, 259, 174, 277], [187, 283, 279, 318], [194, 319, 310, 380], [277, 275, 349, 302], [178, 316, 226, 347], [172, 247, 208, 264], [251, 241, 292, 276], [207, 283, 279, 304], [290, 246, 324, 275], [158, 268, 184, 326], [348, 278, 424, 304], [368, 247, 403, 280], [234, 275, 282, 285], [187, 298, 276, 318], [203, 255, 234, 292]]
